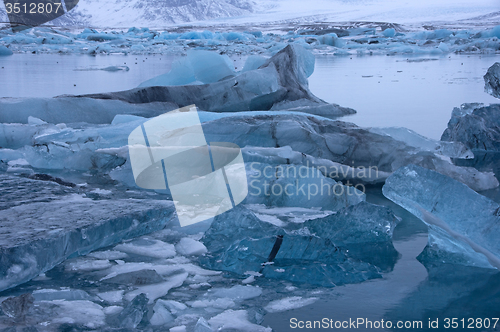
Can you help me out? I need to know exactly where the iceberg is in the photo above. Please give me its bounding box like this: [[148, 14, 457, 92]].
[[0, 46, 354, 120], [0, 174, 176, 292], [208, 309, 272, 332], [75, 44, 355, 117], [0, 97, 178, 124], [107, 293, 148, 329], [370, 127, 473, 159], [382, 164, 500, 269], [0, 45, 13, 56], [1, 109, 496, 191], [484, 62, 500, 99], [241, 55, 268, 72], [200, 113, 498, 191], [441, 104, 500, 152], [139, 50, 235, 87], [245, 162, 365, 210], [2, 25, 500, 57], [200, 202, 400, 286]]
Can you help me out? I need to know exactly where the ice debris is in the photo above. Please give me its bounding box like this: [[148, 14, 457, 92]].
[[441, 104, 500, 152], [383, 164, 500, 269], [0, 192, 176, 292], [2, 25, 500, 56], [175, 238, 208, 256], [80, 44, 354, 117]]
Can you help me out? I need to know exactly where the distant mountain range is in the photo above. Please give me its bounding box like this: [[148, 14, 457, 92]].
[[0, 0, 498, 29], [0, 0, 258, 28]]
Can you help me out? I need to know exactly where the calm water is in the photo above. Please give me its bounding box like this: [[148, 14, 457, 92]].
[[309, 54, 500, 140], [1, 53, 498, 139]]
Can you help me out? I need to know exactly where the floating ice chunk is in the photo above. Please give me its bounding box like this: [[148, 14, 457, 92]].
[[224, 32, 252, 41], [111, 114, 146, 125], [170, 326, 187, 332], [66, 258, 113, 272], [101, 261, 220, 282], [84, 45, 345, 117], [33, 289, 91, 301], [139, 50, 234, 87], [209, 310, 272, 332], [264, 296, 317, 313], [210, 285, 262, 300], [88, 250, 128, 260], [150, 300, 175, 326], [108, 293, 148, 329], [382, 164, 500, 269], [139, 57, 197, 87], [438, 42, 450, 53], [175, 238, 208, 256], [7, 158, 30, 166], [245, 162, 365, 210], [156, 299, 187, 316], [188, 50, 234, 83], [86, 33, 121, 41], [370, 127, 473, 159], [0, 97, 178, 124], [200, 112, 496, 190], [0, 198, 175, 292], [270, 98, 356, 117], [75, 65, 130, 72], [90, 188, 112, 195], [484, 62, 500, 99], [382, 28, 396, 37], [102, 269, 164, 286], [50, 300, 105, 329], [97, 290, 124, 304], [0, 293, 33, 319], [115, 238, 176, 259], [0, 45, 13, 56], [201, 202, 400, 286], [481, 25, 500, 39], [194, 317, 213, 332], [124, 272, 188, 303], [0, 123, 44, 149], [103, 306, 123, 315], [191, 298, 235, 309], [318, 33, 345, 48], [242, 55, 268, 72], [418, 227, 494, 269], [441, 104, 500, 152], [27, 116, 47, 125]]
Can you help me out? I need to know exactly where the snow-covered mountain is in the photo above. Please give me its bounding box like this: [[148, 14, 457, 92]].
[[1, 0, 498, 28], [0, 0, 256, 28]]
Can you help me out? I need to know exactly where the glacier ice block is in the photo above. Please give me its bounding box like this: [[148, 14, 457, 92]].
[[200, 202, 400, 286], [0, 191, 176, 292], [382, 164, 500, 269]]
